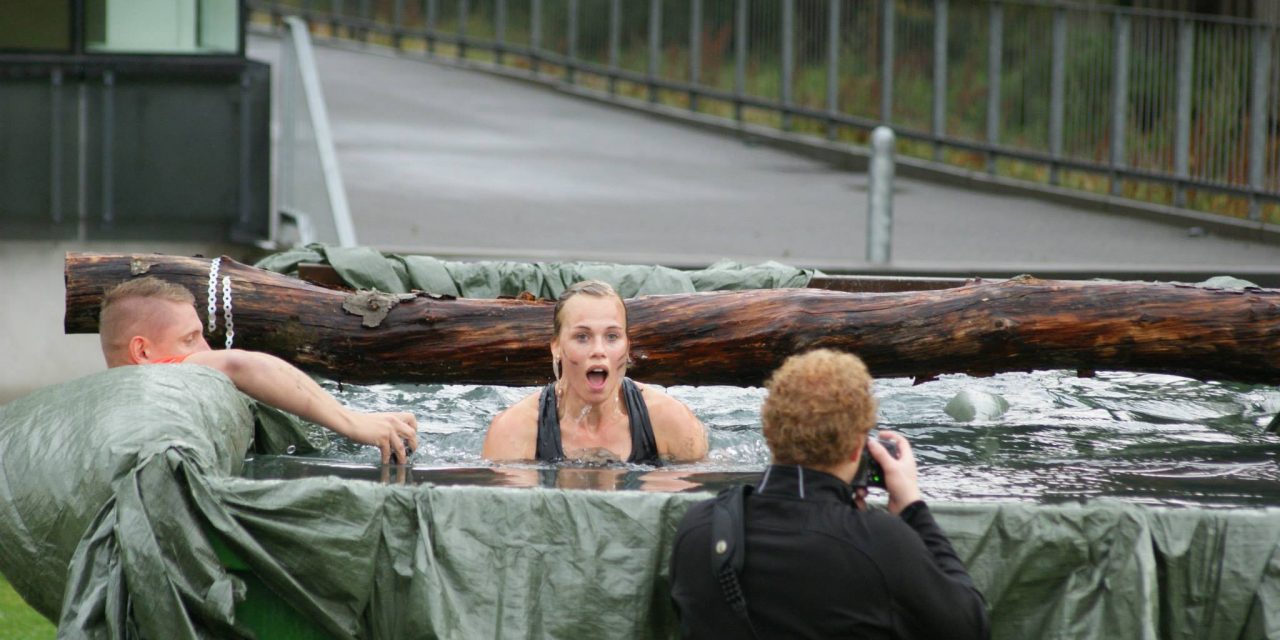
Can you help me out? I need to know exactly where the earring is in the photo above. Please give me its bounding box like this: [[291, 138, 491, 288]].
[[553, 357, 561, 381]]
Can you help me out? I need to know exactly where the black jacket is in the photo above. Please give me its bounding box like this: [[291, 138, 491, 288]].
[[669, 465, 990, 639]]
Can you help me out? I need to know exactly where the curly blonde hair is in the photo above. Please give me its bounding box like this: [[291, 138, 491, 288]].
[[762, 349, 877, 467]]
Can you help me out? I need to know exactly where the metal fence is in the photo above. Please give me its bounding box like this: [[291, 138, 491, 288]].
[[253, 0, 1280, 222]]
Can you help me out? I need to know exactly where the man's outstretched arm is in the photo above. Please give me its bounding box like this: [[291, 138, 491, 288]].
[[186, 349, 419, 464]]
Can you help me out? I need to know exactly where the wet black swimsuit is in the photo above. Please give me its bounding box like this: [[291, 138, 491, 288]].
[[535, 377, 662, 466]]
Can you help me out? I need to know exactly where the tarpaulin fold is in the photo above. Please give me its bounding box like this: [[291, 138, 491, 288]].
[[2, 367, 1280, 638], [254, 245, 815, 298]]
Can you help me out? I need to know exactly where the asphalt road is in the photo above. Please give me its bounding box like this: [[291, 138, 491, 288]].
[[250, 34, 1280, 275]]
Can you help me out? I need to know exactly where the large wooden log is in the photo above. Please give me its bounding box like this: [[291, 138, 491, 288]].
[[66, 253, 1280, 386]]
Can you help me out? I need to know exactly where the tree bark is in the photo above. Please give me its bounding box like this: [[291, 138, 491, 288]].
[[66, 253, 1280, 386]]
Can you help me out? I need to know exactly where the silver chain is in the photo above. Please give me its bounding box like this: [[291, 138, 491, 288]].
[[206, 257, 221, 334], [222, 275, 235, 349]]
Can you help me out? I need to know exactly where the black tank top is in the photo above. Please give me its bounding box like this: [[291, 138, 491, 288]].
[[535, 377, 662, 466]]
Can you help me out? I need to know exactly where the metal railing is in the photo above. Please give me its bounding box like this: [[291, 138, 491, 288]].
[[253, 0, 1280, 223], [277, 16, 358, 247]]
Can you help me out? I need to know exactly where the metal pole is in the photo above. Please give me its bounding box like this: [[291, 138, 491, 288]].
[[1248, 25, 1272, 221], [332, 0, 343, 38], [531, 0, 542, 75], [881, 0, 895, 124], [238, 71, 252, 228], [985, 1, 1002, 174], [392, 0, 403, 49], [360, 0, 370, 42], [496, 0, 506, 65], [101, 71, 115, 227], [826, 0, 840, 140], [280, 28, 296, 222], [608, 0, 620, 95], [1110, 13, 1130, 197], [867, 126, 895, 265], [1174, 18, 1193, 207], [690, 0, 702, 111], [734, 0, 747, 123], [932, 0, 947, 160], [567, 0, 578, 82], [458, 0, 468, 60], [427, 0, 438, 54], [648, 0, 661, 103], [1049, 8, 1066, 185], [782, 0, 795, 131], [50, 70, 64, 225]]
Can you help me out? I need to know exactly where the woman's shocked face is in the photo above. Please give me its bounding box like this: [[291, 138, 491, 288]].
[[552, 294, 630, 404]]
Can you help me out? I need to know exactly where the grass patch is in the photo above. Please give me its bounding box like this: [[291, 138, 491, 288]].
[[0, 574, 55, 639]]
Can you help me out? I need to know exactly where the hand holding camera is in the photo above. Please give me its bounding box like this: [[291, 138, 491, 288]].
[[856, 431, 922, 515]]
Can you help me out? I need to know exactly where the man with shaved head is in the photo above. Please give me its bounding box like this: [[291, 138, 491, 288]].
[[99, 277, 418, 464]]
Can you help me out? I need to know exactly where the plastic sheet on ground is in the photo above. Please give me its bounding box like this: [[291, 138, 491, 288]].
[[1, 367, 1279, 638], [254, 244, 816, 298]]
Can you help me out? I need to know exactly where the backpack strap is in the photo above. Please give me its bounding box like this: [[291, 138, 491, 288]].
[[710, 484, 760, 637]]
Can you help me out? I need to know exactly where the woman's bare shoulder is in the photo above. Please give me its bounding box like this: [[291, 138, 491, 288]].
[[483, 390, 542, 460], [637, 383, 708, 462]]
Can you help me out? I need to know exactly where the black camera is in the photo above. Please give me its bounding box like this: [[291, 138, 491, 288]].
[[851, 436, 899, 489]]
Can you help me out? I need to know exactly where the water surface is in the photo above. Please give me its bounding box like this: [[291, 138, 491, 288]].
[[242, 371, 1280, 507]]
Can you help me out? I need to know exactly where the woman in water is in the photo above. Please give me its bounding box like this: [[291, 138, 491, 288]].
[[483, 280, 708, 464]]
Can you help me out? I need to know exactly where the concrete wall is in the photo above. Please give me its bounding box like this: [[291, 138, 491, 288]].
[[0, 241, 253, 405]]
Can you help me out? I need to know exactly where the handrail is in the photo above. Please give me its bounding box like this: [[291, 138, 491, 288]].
[[278, 15, 357, 248]]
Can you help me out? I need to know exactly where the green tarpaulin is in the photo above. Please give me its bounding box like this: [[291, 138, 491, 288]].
[[2, 367, 1280, 638], [254, 245, 817, 298]]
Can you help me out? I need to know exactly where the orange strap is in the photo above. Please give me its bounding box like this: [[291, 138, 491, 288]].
[[150, 354, 192, 365]]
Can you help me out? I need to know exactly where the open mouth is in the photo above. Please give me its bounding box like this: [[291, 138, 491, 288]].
[[585, 367, 609, 391]]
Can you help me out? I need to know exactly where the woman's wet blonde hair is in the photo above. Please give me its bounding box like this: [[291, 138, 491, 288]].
[[761, 349, 877, 468]]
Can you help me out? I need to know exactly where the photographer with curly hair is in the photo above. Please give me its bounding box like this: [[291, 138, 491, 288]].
[[669, 349, 989, 639]]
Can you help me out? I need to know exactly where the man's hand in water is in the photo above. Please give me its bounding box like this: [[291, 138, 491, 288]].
[[339, 411, 419, 464]]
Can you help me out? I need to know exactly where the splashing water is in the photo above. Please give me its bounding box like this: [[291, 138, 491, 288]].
[[243, 371, 1280, 507]]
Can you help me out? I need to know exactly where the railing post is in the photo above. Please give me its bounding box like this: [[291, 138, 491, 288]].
[[826, 0, 840, 140], [782, 0, 795, 130], [867, 126, 895, 265], [50, 70, 64, 225], [238, 71, 252, 228], [734, 0, 747, 124], [331, 0, 343, 38], [1174, 18, 1193, 207], [426, 0, 438, 54], [496, 0, 507, 65], [690, 0, 702, 111], [567, 0, 578, 82], [932, 0, 947, 161], [1049, 7, 1065, 185], [608, 0, 621, 95], [1110, 12, 1130, 197], [1248, 24, 1272, 221], [457, 0, 469, 60], [985, 1, 1002, 174], [648, 0, 661, 103], [101, 71, 115, 227], [531, 0, 542, 75], [280, 32, 296, 230], [881, 0, 895, 124], [392, 0, 403, 49], [360, 0, 371, 42]]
